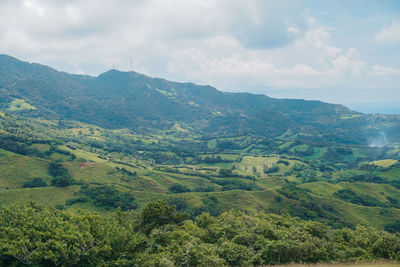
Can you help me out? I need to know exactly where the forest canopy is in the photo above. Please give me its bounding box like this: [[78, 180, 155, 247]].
[[0, 201, 399, 266]]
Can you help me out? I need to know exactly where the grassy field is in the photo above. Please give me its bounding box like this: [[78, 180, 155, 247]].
[[1, 113, 400, 234], [0, 149, 52, 188], [0, 186, 80, 207], [7, 98, 36, 111], [370, 159, 398, 167]]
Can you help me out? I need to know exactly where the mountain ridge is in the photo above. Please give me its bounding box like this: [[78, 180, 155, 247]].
[[0, 54, 399, 145]]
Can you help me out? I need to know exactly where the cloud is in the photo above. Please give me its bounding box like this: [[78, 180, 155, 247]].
[[0, 0, 398, 108], [375, 19, 400, 44], [0, 0, 308, 73], [373, 65, 400, 75], [167, 28, 371, 90], [224, 1, 306, 49]]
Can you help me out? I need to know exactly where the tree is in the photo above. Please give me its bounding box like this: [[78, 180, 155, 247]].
[[140, 200, 189, 233], [168, 183, 191, 193], [49, 161, 74, 187], [22, 178, 47, 188]]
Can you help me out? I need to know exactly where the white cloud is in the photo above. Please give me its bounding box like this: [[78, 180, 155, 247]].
[[373, 65, 400, 75], [375, 19, 400, 44], [0, 0, 398, 106], [167, 28, 371, 90]]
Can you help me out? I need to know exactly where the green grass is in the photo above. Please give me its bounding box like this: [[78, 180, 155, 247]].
[[199, 153, 240, 161], [31, 143, 51, 152], [198, 162, 233, 169], [0, 186, 80, 207], [207, 139, 217, 149], [49, 152, 71, 161], [301, 182, 400, 229], [379, 166, 400, 181], [370, 159, 398, 167], [306, 147, 327, 160], [341, 114, 362, 119], [61, 147, 106, 162], [0, 151, 52, 188], [233, 155, 305, 177], [279, 141, 294, 149], [334, 201, 400, 229], [1, 112, 400, 231], [300, 182, 342, 196], [301, 181, 400, 206], [64, 161, 165, 193], [7, 98, 36, 111], [289, 144, 309, 153], [352, 147, 366, 159]]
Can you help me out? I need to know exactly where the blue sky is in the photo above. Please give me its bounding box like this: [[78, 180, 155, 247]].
[[0, 0, 399, 113]]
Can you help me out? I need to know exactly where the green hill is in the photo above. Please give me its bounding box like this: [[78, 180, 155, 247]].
[[1, 54, 400, 144], [0, 112, 400, 231], [1, 54, 400, 266]]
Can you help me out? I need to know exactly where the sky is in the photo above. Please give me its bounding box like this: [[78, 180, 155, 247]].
[[0, 0, 399, 113]]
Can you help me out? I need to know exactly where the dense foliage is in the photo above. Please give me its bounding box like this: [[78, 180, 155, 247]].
[[2, 55, 400, 266], [2, 54, 400, 144], [22, 178, 47, 188], [334, 189, 381, 207], [168, 183, 191, 193], [0, 201, 399, 266], [78, 184, 137, 211], [49, 161, 74, 187]]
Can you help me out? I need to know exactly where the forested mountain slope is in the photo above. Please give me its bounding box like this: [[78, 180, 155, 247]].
[[1, 54, 400, 145]]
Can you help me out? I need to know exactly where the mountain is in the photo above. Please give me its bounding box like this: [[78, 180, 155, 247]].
[[1, 55, 400, 266], [1, 54, 400, 145]]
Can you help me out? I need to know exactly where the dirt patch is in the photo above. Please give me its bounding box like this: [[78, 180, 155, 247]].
[[80, 162, 95, 169]]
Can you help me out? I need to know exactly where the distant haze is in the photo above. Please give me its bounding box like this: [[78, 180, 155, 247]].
[[347, 103, 400, 115], [368, 132, 389, 147]]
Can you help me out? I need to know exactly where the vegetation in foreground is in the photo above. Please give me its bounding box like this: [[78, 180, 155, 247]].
[[0, 201, 399, 266], [263, 262, 400, 267]]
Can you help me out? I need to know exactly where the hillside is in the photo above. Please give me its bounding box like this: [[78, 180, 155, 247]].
[[1, 55, 400, 266], [0, 111, 400, 231], [1, 54, 400, 145]]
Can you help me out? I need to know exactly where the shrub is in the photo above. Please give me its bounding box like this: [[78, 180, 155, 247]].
[[264, 165, 279, 174], [194, 185, 215, 192], [385, 221, 400, 233], [168, 183, 191, 193], [334, 189, 381, 207], [277, 159, 289, 166], [80, 185, 136, 211], [22, 178, 47, 188], [49, 162, 74, 187]]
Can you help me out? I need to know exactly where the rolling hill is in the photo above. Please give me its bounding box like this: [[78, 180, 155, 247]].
[[1, 54, 400, 266]]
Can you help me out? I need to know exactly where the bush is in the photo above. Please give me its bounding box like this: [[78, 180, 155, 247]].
[[194, 185, 215, 192], [218, 168, 233, 177], [49, 162, 74, 187], [140, 200, 189, 233], [385, 221, 400, 233], [22, 178, 47, 188], [334, 189, 382, 207], [168, 183, 191, 193], [49, 162, 70, 177], [277, 159, 289, 166], [51, 175, 74, 187], [65, 196, 88, 206], [80, 185, 136, 211], [54, 204, 64, 210], [0, 202, 399, 266], [264, 165, 279, 174]]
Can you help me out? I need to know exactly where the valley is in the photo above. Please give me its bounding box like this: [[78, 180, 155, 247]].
[[0, 55, 399, 266]]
